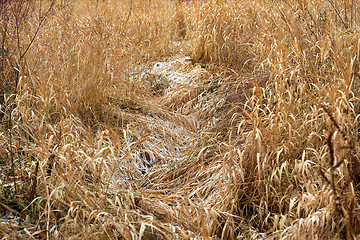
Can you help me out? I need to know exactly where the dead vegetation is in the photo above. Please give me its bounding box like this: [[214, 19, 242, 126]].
[[1, 0, 360, 239]]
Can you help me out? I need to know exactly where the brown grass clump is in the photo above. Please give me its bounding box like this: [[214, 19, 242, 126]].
[[1, 0, 360, 239]]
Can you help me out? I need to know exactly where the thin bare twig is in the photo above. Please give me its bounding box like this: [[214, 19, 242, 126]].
[[20, 0, 55, 60], [320, 105, 358, 238], [327, 0, 348, 29], [125, 0, 132, 28]]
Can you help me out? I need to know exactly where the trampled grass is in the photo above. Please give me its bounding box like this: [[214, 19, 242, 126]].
[[1, 0, 360, 239]]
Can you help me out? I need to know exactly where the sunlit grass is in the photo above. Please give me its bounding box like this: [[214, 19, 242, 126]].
[[1, 0, 360, 239]]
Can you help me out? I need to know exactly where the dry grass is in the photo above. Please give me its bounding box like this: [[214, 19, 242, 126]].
[[1, 0, 360, 239]]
